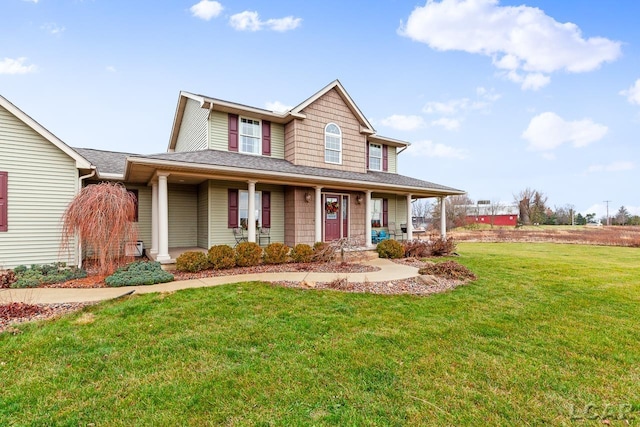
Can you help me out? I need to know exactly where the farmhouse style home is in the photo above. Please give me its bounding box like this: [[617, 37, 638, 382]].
[[0, 81, 464, 268]]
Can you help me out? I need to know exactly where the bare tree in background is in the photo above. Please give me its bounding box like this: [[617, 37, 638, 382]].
[[514, 188, 547, 225], [487, 199, 504, 229], [412, 199, 432, 228], [432, 194, 473, 230]]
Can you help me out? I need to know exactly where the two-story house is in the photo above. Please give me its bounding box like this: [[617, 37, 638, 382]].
[[1, 80, 463, 268]]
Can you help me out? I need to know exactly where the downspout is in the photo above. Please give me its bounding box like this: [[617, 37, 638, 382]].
[[76, 169, 96, 268], [397, 145, 409, 155]]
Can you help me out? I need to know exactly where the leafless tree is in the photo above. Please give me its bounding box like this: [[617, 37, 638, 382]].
[[432, 194, 473, 230], [514, 188, 547, 225], [412, 199, 432, 227], [487, 200, 504, 229]]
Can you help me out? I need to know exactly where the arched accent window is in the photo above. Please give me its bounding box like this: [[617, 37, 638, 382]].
[[324, 123, 342, 164]]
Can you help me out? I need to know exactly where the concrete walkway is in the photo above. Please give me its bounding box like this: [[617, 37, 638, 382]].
[[1, 257, 420, 304]]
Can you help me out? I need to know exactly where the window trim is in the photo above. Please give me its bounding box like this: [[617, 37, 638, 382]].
[[239, 116, 262, 155], [371, 198, 382, 228], [369, 143, 382, 171], [324, 123, 342, 165]]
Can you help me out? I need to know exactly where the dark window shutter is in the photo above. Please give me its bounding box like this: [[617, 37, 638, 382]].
[[262, 191, 271, 228], [0, 172, 7, 232], [262, 121, 271, 156], [383, 198, 388, 227], [383, 145, 388, 172], [366, 143, 370, 170], [228, 114, 239, 152], [228, 189, 238, 228]]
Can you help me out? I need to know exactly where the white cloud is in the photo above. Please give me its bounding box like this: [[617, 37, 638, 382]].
[[106, 66, 117, 73], [476, 86, 501, 102], [0, 57, 36, 75], [522, 112, 608, 152], [41, 23, 65, 35], [620, 79, 640, 106], [410, 140, 469, 159], [379, 114, 425, 131], [190, 0, 223, 21], [423, 97, 489, 115], [22, 0, 39, 3], [265, 101, 292, 113], [431, 117, 461, 130], [587, 161, 634, 173], [400, 0, 621, 89], [229, 11, 301, 32]]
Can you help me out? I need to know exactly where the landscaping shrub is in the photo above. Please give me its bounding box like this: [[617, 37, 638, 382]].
[[419, 261, 476, 281], [176, 251, 209, 273], [312, 242, 335, 263], [430, 235, 457, 256], [376, 239, 404, 259], [0, 270, 16, 289], [235, 242, 262, 267], [11, 263, 87, 288], [105, 261, 173, 287], [403, 240, 431, 258], [208, 245, 236, 270], [263, 243, 290, 265], [290, 243, 313, 263]]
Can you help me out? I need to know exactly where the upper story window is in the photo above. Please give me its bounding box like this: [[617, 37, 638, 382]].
[[324, 123, 342, 164], [240, 117, 261, 154], [369, 143, 382, 171]]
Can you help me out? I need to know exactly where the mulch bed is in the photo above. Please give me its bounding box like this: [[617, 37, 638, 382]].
[[0, 302, 91, 334]]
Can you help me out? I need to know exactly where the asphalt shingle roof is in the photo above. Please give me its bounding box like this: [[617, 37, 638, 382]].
[[73, 147, 131, 176]]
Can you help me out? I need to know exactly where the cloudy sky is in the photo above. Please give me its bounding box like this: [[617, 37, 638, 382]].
[[1, 0, 639, 217]]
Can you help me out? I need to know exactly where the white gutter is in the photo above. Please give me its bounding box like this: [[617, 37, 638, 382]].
[[77, 169, 96, 268]]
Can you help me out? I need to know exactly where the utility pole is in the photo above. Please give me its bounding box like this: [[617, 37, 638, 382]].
[[603, 200, 611, 226]]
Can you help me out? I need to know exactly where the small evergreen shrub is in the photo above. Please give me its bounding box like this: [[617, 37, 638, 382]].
[[0, 270, 17, 288], [290, 243, 313, 263], [11, 263, 87, 288], [176, 251, 209, 272], [208, 245, 236, 270], [105, 261, 173, 287], [235, 242, 262, 267], [263, 243, 290, 265], [312, 242, 335, 263], [376, 239, 404, 259]]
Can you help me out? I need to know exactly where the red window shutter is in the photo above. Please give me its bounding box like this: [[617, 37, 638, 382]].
[[0, 172, 7, 232], [366, 143, 370, 170], [262, 191, 271, 228], [228, 189, 239, 228], [262, 121, 271, 156], [383, 198, 388, 227], [383, 145, 388, 172], [228, 114, 239, 152]]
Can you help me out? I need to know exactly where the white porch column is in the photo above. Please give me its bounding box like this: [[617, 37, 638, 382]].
[[150, 180, 158, 255], [314, 186, 322, 243], [247, 180, 256, 243], [440, 197, 447, 240], [406, 194, 413, 240], [156, 173, 171, 262], [365, 190, 372, 246]]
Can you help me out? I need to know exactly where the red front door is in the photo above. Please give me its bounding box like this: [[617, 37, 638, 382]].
[[324, 195, 340, 241]]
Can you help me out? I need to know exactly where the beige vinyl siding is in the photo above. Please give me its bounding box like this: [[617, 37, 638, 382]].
[[371, 193, 408, 230], [125, 185, 151, 252], [175, 99, 208, 152], [207, 180, 284, 247], [197, 181, 209, 248], [388, 146, 398, 173], [270, 123, 285, 159], [168, 184, 198, 247], [209, 111, 228, 151], [0, 105, 79, 268]]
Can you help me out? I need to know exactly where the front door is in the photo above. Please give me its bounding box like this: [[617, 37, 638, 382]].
[[324, 195, 340, 241]]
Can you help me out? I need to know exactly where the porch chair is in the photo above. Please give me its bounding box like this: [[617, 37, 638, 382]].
[[400, 223, 408, 241], [259, 227, 271, 246], [232, 227, 247, 247], [371, 230, 380, 244], [378, 229, 389, 241], [388, 222, 397, 240]]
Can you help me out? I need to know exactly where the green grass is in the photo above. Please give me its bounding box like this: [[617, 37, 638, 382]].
[[1, 243, 639, 425]]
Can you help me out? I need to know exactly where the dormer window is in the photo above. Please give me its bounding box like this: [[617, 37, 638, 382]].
[[369, 143, 382, 171], [240, 117, 261, 154], [324, 123, 342, 164]]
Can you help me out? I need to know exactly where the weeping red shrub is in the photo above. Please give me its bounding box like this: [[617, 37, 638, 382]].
[[61, 182, 138, 275]]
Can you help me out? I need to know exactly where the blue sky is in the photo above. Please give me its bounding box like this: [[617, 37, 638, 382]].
[[2, 0, 639, 217]]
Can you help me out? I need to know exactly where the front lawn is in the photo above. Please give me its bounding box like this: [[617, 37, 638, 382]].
[[1, 243, 639, 425]]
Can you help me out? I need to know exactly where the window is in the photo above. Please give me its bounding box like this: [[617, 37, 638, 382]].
[[240, 117, 261, 154], [239, 190, 262, 228], [324, 123, 342, 164], [371, 198, 382, 228], [0, 171, 7, 232], [369, 143, 382, 171]]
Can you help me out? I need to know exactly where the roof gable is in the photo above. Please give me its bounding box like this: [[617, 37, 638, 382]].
[[0, 95, 92, 169]]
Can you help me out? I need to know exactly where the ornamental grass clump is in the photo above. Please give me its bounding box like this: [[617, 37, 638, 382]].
[[235, 242, 262, 267], [176, 251, 210, 273], [105, 261, 173, 287], [263, 243, 290, 265], [208, 245, 236, 270], [61, 182, 138, 275]]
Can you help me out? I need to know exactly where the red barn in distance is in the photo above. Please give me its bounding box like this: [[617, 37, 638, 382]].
[[465, 203, 519, 227]]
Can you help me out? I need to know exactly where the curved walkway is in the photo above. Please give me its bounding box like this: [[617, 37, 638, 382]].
[[1, 258, 420, 304]]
